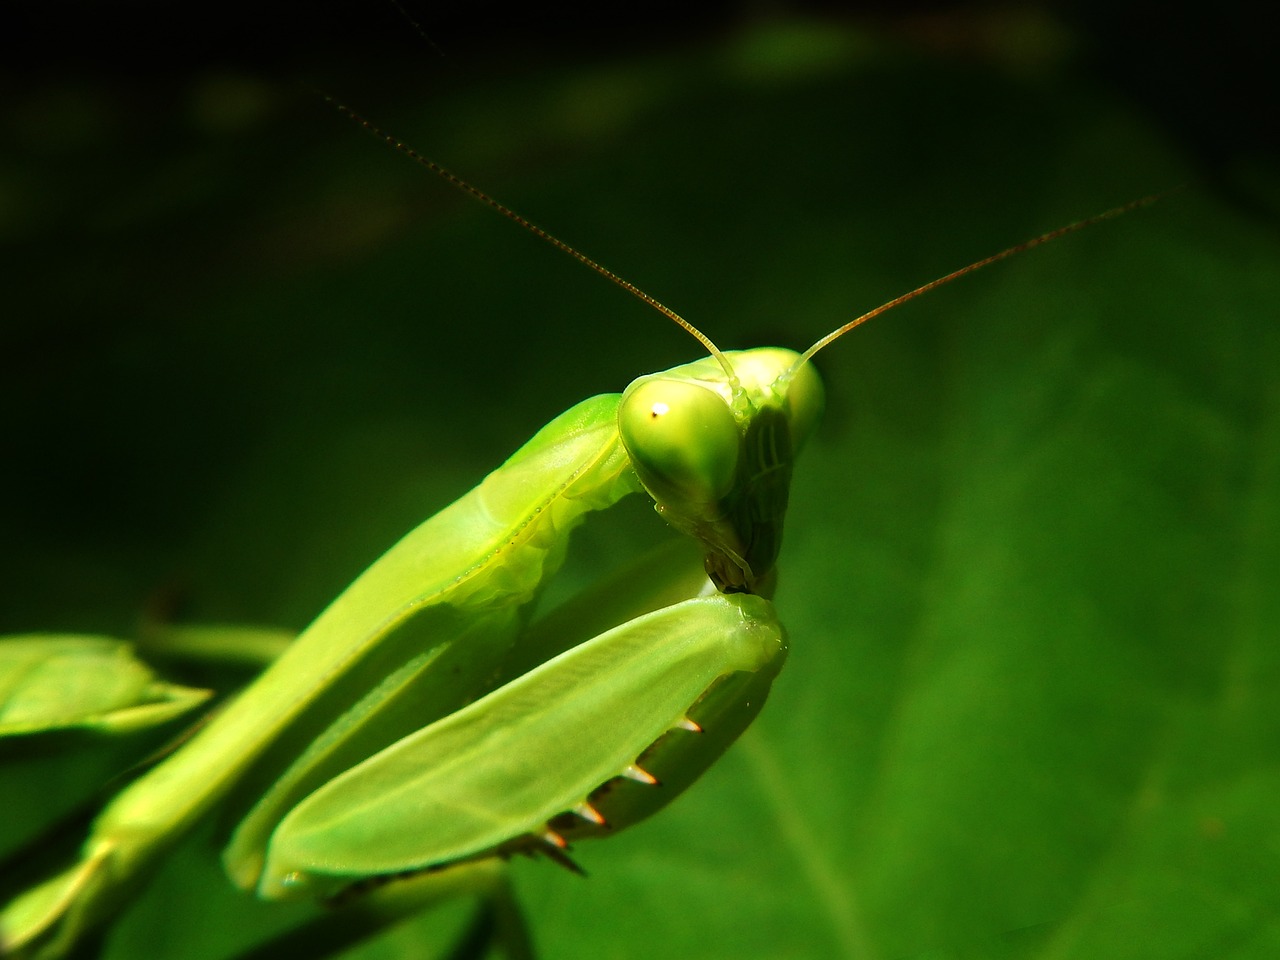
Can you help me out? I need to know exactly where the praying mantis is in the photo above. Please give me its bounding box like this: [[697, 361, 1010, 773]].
[[0, 80, 1166, 959]]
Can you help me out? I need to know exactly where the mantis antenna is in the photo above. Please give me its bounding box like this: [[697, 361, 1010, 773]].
[[330, 96, 1173, 385], [326, 98, 739, 386], [787, 189, 1178, 378]]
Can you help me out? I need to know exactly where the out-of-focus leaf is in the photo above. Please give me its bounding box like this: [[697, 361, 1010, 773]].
[[0, 636, 211, 737]]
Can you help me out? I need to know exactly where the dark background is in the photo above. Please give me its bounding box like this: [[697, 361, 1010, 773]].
[[3, 2, 1278, 958]]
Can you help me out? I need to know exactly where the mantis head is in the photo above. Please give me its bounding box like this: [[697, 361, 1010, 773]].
[[619, 347, 823, 593]]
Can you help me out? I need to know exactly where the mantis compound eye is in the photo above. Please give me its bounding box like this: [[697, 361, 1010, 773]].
[[619, 377, 740, 509]]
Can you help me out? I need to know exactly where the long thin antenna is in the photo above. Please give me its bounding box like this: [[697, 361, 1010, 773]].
[[326, 97, 737, 383], [385, 0, 449, 61], [792, 190, 1179, 371]]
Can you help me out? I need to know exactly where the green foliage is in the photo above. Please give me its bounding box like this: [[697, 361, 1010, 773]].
[[0, 635, 209, 736], [3, 14, 1276, 960]]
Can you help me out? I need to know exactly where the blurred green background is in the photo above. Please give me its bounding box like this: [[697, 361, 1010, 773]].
[[3, 2, 1278, 958]]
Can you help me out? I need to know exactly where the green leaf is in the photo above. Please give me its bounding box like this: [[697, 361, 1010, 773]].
[[0, 635, 211, 737]]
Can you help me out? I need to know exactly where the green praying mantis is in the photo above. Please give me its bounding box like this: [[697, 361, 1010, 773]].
[[0, 96, 1164, 959]]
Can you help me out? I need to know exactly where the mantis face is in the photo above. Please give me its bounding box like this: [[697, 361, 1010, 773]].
[[619, 347, 825, 593]]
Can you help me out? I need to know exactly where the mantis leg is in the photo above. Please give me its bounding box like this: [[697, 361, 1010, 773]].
[[255, 564, 787, 898]]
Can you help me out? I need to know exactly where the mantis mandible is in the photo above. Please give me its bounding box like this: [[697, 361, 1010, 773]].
[[0, 98, 1162, 958]]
